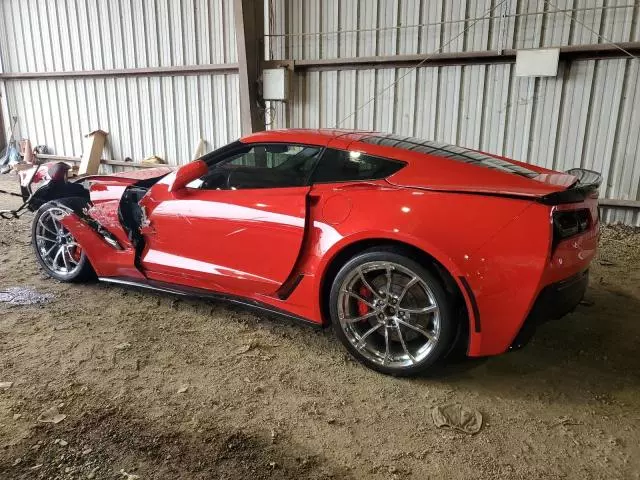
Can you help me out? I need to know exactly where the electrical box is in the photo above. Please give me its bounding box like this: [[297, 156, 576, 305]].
[[262, 68, 289, 101], [515, 48, 560, 77]]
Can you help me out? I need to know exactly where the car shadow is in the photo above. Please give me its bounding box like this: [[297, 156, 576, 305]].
[[421, 285, 640, 402]]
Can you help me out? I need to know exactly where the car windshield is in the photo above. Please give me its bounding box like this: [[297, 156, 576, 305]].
[[360, 134, 539, 178]]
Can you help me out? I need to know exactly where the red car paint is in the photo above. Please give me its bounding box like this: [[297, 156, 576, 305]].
[[60, 129, 599, 357]]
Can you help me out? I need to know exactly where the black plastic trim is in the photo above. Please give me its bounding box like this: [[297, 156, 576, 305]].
[[459, 276, 481, 333], [99, 276, 322, 329], [510, 269, 589, 350]]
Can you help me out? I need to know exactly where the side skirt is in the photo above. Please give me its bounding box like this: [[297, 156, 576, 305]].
[[98, 276, 322, 329]]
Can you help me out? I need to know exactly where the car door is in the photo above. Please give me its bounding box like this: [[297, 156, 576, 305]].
[[139, 143, 322, 296]]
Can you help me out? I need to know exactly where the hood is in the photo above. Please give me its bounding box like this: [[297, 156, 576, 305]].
[[79, 166, 174, 185], [80, 167, 173, 204]]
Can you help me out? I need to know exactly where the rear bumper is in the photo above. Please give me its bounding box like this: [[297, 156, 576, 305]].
[[510, 269, 589, 349]]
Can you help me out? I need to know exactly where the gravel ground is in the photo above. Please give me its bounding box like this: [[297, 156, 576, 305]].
[[1, 172, 639, 479]]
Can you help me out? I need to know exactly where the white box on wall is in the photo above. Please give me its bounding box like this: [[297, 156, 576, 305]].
[[263, 68, 289, 101], [515, 48, 560, 77]]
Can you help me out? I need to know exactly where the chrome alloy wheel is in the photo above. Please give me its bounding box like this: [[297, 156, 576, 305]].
[[336, 261, 441, 368], [35, 206, 83, 277]]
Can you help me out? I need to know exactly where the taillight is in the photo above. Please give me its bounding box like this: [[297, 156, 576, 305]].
[[553, 209, 590, 243]]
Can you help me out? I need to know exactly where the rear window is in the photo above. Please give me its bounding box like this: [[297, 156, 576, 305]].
[[311, 148, 405, 183], [360, 134, 538, 178]]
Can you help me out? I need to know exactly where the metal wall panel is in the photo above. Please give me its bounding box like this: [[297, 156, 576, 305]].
[[0, 0, 239, 167], [2, 73, 240, 166], [267, 0, 639, 59], [0, 0, 237, 72]]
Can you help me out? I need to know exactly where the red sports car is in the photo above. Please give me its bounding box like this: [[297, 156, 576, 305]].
[[22, 129, 601, 375]]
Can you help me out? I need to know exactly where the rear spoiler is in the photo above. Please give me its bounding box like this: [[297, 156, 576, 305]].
[[540, 168, 602, 205]]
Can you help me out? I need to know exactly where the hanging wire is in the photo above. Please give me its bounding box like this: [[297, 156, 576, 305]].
[[544, 0, 638, 59], [264, 4, 636, 39], [335, 0, 511, 128]]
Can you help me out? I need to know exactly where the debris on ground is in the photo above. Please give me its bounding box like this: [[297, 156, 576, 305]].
[[177, 385, 189, 393], [114, 342, 132, 351], [37, 406, 67, 424], [119, 469, 140, 479], [233, 342, 256, 355], [0, 381, 13, 389], [551, 416, 584, 427], [431, 403, 483, 434], [0, 286, 54, 305]]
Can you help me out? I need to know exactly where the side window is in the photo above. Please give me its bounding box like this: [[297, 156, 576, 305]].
[[195, 144, 322, 190], [311, 149, 405, 183]]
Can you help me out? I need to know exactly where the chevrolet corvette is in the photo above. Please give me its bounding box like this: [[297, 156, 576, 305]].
[[18, 129, 601, 375]]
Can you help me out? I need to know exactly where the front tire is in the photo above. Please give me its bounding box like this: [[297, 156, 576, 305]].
[[32, 200, 93, 282], [329, 248, 455, 376]]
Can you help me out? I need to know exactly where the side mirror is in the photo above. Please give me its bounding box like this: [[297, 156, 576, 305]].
[[169, 160, 208, 193]]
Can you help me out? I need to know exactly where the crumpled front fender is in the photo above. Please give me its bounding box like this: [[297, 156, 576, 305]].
[[57, 207, 143, 279]]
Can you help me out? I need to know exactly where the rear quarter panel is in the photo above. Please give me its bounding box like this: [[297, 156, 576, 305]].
[[296, 182, 551, 356]]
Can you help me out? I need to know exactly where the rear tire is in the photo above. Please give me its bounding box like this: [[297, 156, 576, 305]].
[[329, 247, 455, 376], [32, 200, 94, 282]]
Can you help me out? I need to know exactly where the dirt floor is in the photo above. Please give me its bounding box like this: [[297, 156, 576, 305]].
[[1, 173, 640, 480]]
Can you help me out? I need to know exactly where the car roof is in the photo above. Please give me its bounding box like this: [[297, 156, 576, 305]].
[[239, 128, 378, 147]]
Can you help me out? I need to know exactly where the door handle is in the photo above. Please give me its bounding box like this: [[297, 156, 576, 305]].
[[332, 182, 379, 191]]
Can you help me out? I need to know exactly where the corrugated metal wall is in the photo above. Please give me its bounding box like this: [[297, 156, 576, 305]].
[[266, 0, 640, 226], [267, 0, 638, 58], [0, 0, 239, 166]]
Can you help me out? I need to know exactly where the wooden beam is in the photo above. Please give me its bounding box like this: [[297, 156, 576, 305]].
[[234, 0, 265, 134], [598, 198, 640, 208], [35, 154, 170, 169]]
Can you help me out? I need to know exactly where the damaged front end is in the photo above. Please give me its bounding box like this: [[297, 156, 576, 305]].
[[0, 162, 88, 219], [2, 160, 170, 279]]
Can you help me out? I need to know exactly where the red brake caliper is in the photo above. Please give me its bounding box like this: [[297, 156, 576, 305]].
[[70, 245, 82, 262], [357, 285, 371, 318]]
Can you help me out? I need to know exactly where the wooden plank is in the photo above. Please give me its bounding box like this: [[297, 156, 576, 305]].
[[598, 199, 640, 208], [34, 153, 170, 169], [78, 130, 108, 175]]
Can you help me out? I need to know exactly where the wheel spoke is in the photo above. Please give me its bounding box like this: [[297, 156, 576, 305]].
[[343, 289, 375, 308], [397, 276, 419, 305], [36, 234, 55, 243], [356, 324, 382, 349], [61, 247, 71, 271], [52, 217, 65, 235], [394, 320, 416, 364], [384, 266, 392, 296], [357, 267, 382, 300], [383, 326, 390, 365], [396, 318, 435, 341], [52, 247, 63, 268], [38, 217, 57, 236], [65, 247, 78, 265], [343, 310, 378, 324], [400, 304, 438, 315], [43, 244, 57, 257]]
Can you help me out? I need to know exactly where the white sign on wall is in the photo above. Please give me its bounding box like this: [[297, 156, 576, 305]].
[[515, 48, 560, 77]]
